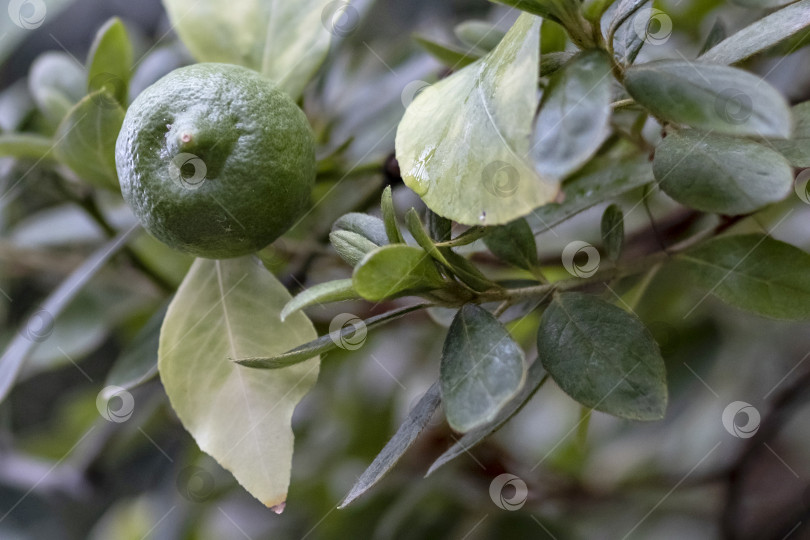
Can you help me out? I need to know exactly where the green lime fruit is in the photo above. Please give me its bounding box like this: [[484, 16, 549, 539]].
[[116, 63, 315, 259]]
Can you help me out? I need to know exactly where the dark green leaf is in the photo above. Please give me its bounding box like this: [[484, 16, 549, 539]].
[[601, 204, 624, 262], [236, 304, 428, 369], [700, 0, 810, 65], [673, 235, 810, 320], [105, 302, 167, 391], [484, 219, 538, 270], [532, 50, 613, 180], [771, 102, 810, 168], [526, 157, 654, 234], [624, 60, 791, 138], [280, 279, 359, 321], [653, 130, 792, 215], [441, 304, 526, 432], [427, 209, 452, 243], [352, 245, 445, 301], [427, 360, 548, 476], [54, 90, 125, 190], [86, 17, 132, 106], [537, 292, 667, 420], [339, 382, 441, 508]]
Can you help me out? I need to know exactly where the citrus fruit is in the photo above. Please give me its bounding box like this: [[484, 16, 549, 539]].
[[115, 63, 315, 259]]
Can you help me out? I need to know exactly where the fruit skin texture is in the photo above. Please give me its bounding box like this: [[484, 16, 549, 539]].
[[116, 63, 315, 259]]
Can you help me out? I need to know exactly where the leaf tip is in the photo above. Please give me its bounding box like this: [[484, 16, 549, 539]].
[[270, 501, 286, 514]]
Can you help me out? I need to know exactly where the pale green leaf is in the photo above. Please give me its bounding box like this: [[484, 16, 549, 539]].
[[86, 17, 132, 106], [441, 304, 526, 432], [28, 51, 85, 125], [673, 235, 810, 320], [413, 35, 480, 69], [653, 130, 793, 215], [537, 292, 667, 420], [771, 101, 810, 168], [396, 13, 559, 226], [381, 186, 405, 244], [333, 213, 389, 246], [280, 279, 359, 321], [624, 60, 792, 138], [105, 303, 168, 391], [700, 0, 810, 65], [159, 257, 319, 509], [532, 50, 613, 180], [54, 90, 125, 190], [161, 0, 336, 98], [352, 245, 445, 301], [454, 20, 505, 52], [0, 134, 55, 161]]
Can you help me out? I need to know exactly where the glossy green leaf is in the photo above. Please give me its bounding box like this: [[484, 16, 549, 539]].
[[700, 0, 810, 65], [161, 0, 336, 98], [624, 61, 792, 138], [405, 208, 453, 268], [159, 257, 319, 509], [0, 227, 139, 404], [280, 279, 359, 321], [484, 219, 538, 270], [454, 20, 505, 52], [427, 359, 548, 476], [601, 204, 624, 262], [105, 303, 168, 391], [532, 50, 613, 180], [381, 186, 405, 244], [413, 35, 480, 69], [27, 51, 85, 125], [673, 235, 810, 320], [333, 212, 389, 246], [653, 130, 792, 215], [426, 209, 452, 243], [54, 90, 125, 190], [526, 157, 654, 234], [352, 245, 444, 301], [396, 13, 559, 226], [441, 304, 526, 432], [771, 102, 810, 168], [86, 17, 132, 106], [237, 304, 427, 369], [339, 382, 441, 507], [441, 249, 499, 292], [537, 292, 667, 420]]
